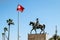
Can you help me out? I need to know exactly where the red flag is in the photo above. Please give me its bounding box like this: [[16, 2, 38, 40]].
[[17, 4, 24, 12]]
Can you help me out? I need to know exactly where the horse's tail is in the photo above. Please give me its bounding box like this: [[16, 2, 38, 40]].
[[43, 24, 45, 29]]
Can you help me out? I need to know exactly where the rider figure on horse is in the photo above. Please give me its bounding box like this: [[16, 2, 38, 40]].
[[36, 18, 39, 27]]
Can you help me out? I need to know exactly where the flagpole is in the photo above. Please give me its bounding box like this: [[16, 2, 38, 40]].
[[17, 3, 24, 40], [18, 11, 19, 40]]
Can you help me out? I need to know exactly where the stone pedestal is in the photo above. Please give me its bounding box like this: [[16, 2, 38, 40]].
[[28, 34, 46, 40]]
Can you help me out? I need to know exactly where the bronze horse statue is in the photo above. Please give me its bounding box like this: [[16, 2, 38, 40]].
[[29, 21, 45, 34]]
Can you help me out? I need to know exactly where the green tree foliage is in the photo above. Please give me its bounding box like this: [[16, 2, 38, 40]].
[[49, 35, 60, 40]]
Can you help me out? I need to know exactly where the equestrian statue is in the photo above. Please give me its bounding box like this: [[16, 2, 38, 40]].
[[29, 18, 45, 34]]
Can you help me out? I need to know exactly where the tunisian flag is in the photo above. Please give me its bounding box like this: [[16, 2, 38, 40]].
[[17, 4, 24, 12]]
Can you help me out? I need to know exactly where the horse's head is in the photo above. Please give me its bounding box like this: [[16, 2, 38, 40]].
[[29, 21, 35, 26]]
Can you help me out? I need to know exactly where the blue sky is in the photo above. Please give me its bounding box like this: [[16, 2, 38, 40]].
[[0, 0, 60, 40]]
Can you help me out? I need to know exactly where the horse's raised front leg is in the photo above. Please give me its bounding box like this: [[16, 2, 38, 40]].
[[30, 29, 33, 34]]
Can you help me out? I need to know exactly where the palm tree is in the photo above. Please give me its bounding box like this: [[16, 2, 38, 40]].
[[2, 33, 5, 40], [49, 35, 60, 40], [4, 27, 8, 32], [4, 27, 8, 40], [7, 19, 14, 40]]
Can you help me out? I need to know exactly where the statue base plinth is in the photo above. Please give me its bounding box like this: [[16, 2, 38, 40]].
[[28, 34, 46, 40]]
